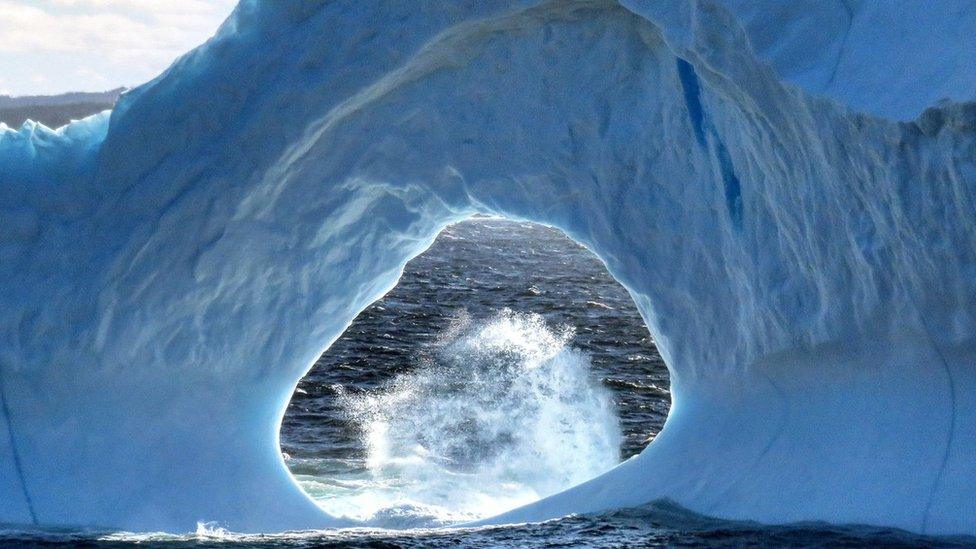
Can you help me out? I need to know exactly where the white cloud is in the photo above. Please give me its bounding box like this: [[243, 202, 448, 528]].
[[0, 0, 238, 95]]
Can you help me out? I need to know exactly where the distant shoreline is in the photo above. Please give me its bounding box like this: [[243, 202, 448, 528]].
[[0, 88, 124, 129]]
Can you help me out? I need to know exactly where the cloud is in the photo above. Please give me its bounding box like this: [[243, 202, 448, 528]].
[[0, 0, 237, 95], [0, 0, 236, 53]]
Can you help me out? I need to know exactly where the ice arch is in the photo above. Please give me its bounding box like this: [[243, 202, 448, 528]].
[[2, 0, 976, 536]]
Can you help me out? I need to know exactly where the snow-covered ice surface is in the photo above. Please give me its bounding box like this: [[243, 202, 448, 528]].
[[2, 0, 976, 537]]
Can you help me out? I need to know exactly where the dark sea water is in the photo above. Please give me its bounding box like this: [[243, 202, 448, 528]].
[[3, 219, 972, 547], [5, 500, 973, 548], [281, 218, 669, 526], [283, 218, 669, 462]]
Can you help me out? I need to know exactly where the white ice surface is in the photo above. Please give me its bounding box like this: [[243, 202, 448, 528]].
[[707, 0, 976, 120], [1, 0, 975, 536]]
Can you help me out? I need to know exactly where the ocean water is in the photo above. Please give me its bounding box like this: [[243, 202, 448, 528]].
[[281, 218, 667, 527], [6, 501, 972, 548], [4, 219, 972, 547]]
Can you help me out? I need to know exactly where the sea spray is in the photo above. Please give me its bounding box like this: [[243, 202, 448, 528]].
[[302, 309, 622, 526]]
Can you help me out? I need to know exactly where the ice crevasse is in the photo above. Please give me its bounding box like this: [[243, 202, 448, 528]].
[[2, 0, 976, 536]]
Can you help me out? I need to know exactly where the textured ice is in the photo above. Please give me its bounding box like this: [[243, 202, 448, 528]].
[[2, 0, 976, 536]]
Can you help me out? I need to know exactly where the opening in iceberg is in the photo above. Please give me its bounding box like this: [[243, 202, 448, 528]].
[[280, 218, 670, 527]]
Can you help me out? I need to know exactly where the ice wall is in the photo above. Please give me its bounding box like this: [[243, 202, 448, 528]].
[[2, 0, 975, 536]]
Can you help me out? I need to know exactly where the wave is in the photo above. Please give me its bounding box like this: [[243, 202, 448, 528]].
[[293, 310, 621, 527]]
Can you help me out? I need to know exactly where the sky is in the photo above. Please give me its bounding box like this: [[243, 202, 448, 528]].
[[0, 0, 238, 97]]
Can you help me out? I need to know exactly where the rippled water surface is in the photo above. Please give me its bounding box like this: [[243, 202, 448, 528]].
[[4, 501, 973, 548], [282, 218, 667, 526]]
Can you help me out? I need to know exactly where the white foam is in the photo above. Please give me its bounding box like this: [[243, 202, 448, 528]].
[[300, 311, 620, 526]]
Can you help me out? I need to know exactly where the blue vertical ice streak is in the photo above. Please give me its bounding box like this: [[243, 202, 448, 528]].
[[676, 58, 743, 228], [676, 59, 706, 148], [716, 141, 743, 228], [0, 365, 38, 525]]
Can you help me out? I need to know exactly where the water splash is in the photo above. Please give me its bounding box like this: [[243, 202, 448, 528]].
[[298, 310, 622, 526]]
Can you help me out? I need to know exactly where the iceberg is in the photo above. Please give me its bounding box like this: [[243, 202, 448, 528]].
[[2, 0, 975, 536]]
